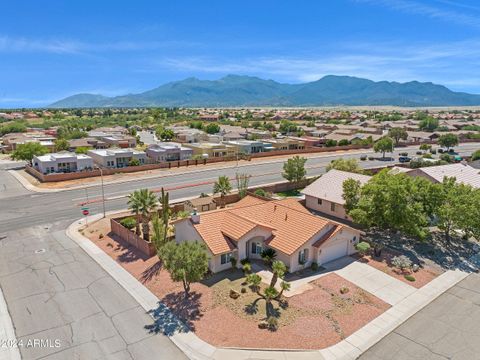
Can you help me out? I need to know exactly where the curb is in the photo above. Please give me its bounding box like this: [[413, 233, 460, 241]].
[[0, 287, 21, 360], [66, 214, 470, 360]]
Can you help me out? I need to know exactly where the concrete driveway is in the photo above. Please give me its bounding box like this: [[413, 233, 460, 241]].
[[361, 273, 480, 360]]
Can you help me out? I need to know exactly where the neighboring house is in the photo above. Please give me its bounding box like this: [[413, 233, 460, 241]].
[[2, 132, 56, 152], [183, 196, 217, 213], [222, 139, 265, 154], [405, 163, 480, 189], [146, 143, 193, 162], [262, 137, 305, 151], [173, 128, 208, 143], [302, 169, 371, 221], [174, 195, 360, 273], [68, 137, 107, 152], [406, 131, 439, 142], [183, 142, 236, 158], [87, 148, 147, 168], [88, 130, 136, 148], [32, 152, 93, 174]]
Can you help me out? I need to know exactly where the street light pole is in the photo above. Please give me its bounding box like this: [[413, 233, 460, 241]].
[[98, 167, 106, 218]]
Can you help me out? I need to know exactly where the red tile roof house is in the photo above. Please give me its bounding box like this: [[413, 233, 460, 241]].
[[173, 195, 361, 273]]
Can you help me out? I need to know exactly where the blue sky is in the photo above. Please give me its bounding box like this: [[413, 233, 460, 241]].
[[2, 0, 480, 107]]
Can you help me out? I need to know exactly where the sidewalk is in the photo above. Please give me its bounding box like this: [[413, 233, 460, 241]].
[[66, 212, 471, 360], [0, 287, 21, 360]]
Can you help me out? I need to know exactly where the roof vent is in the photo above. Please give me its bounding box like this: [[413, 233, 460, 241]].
[[285, 213, 288, 221]]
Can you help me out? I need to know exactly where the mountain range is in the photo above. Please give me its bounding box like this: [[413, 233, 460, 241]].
[[49, 75, 480, 108]]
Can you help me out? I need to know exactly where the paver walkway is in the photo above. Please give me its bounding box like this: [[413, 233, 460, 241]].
[[327, 257, 417, 305]]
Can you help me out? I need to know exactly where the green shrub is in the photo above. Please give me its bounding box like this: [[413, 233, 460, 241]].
[[120, 217, 136, 230], [311, 261, 319, 271], [99, 233, 104, 239], [242, 263, 252, 274], [230, 257, 237, 269], [472, 149, 480, 161], [440, 154, 453, 163], [261, 248, 277, 265], [254, 188, 271, 198], [340, 286, 349, 294], [404, 274, 416, 282], [392, 255, 412, 272], [355, 241, 371, 256], [240, 258, 251, 265]]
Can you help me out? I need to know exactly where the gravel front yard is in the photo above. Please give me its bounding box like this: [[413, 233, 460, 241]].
[[85, 218, 390, 350]]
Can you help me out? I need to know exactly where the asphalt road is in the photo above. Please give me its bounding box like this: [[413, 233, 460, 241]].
[[361, 273, 480, 360], [1, 142, 479, 233]]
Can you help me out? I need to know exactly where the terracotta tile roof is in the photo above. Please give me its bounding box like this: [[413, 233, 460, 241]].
[[312, 225, 343, 248], [190, 196, 333, 256]]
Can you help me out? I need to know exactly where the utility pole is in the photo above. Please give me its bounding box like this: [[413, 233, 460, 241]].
[[99, 167, 106, 218]]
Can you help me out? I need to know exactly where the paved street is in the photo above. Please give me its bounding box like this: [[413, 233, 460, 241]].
[[0, 220, 186, 360], [361, 273, 480, 360]]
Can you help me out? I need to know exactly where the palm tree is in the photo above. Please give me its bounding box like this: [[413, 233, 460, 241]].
[[127, 190, 142, 235], [263, 286, 279, 317], [270, 260, 286, 288], [138, 189, 158, 241], [213, 175, 232, 208]]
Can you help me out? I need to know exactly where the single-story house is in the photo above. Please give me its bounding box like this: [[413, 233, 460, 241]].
[[174, 195, 361, 273], [32, 152, 94, 174], [405, 163, 480, 189], [302, 169, 371, 221], [87, 148, 147, 168], [146, 143, 193, 162]]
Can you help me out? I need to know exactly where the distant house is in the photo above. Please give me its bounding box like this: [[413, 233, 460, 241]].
[[183, 196, 217, 213], [174, 196, 360, 273], [32, 152, 93, 174], [405, 163, 480, 189], [87, 148, 147, 168], [146, 143, 193, 162], [302, 170, 371, 221]]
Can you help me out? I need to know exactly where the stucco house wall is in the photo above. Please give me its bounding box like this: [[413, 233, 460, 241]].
[[305, 195, 351, 221]]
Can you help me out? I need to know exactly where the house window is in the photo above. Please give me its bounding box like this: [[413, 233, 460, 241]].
[[221, 252, 232, 265], [298, 249, 309, 264], [317, 198, 323, 205], [330, 202, 336, 212], [251, 242, 262, 255]]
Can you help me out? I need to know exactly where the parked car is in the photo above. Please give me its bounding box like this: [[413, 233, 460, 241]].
[[438, 149, 444, 154], [454, 155, 463, 162], [399, 156, 412, 163], [399, 152, 408, 156], [360, 155, 367, 161], [416, 151, 423, 155]]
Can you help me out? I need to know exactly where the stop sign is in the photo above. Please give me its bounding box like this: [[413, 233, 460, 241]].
[[82, 209, 89, 216]]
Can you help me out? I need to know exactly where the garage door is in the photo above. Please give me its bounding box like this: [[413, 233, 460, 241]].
[[320, 240, 348, 264]]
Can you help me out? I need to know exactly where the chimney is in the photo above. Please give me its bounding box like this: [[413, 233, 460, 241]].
[[191, 208, 200, 224]]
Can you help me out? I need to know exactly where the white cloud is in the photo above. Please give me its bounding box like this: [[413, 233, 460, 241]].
[[355, 0, 480, 28]]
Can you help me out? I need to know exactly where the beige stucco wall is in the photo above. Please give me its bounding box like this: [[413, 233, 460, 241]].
[[305, 195, 351, 221]]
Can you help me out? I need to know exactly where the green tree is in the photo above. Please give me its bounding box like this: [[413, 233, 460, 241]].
[[127, 189, 158, 241], [54, 138, 69, 152], [213, 175, 232, 208], [127, 190, 142, 235], [205, 123, 220, 134], [388, 128, 408, 146], [342, 178, 362, 214], [282, 156, 307, 183], [438, 133, 459, 151], [159, 128, 175, 141], [151, 213, 166, 259], [11, 142, 48, 163], [279, 120, 297, 134], [419, 143, 432, 152], [325, 139, 337, 147], [471, 149, 480, 161], [326, 158, 363, 173], [75, 146, 90, 154], [159, 241, 209, 298], [349, 170, 428, 239], [129, 158, 140, 166], [419, 117, 439, 131], [373, 137, 394, 159]]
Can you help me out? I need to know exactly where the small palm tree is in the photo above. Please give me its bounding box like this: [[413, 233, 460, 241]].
[[246, 273, 262, 294], [139, 189, 158, 241], [213, 175, 232, 208], [127, 190, 142, 235], [263, 286, 279, 317]]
